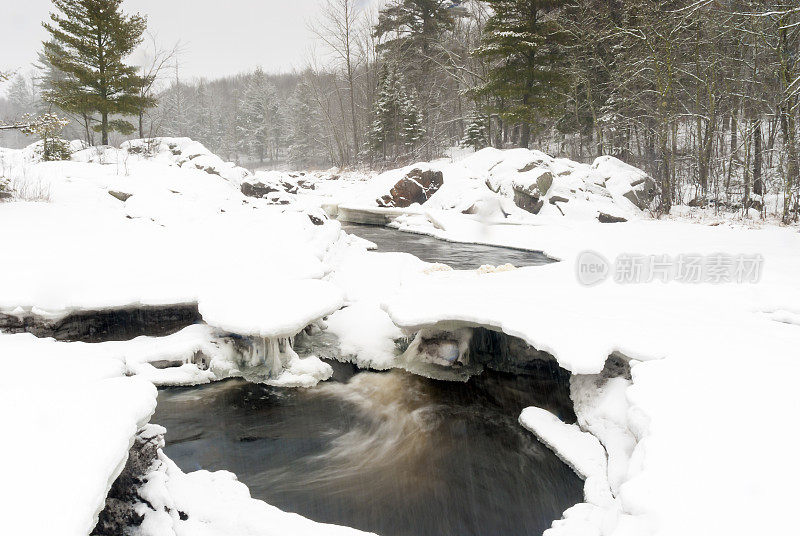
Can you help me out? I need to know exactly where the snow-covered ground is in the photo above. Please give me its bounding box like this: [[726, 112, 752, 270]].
[[2, 139, 798, 536]]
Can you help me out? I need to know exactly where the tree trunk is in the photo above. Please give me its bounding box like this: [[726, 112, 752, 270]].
[[753, 120, 763, 196], [102, 113, 108, 145], [520, 123, 531, 149]]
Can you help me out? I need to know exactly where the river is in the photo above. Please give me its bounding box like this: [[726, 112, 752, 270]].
[[152, 224, 581, 536]]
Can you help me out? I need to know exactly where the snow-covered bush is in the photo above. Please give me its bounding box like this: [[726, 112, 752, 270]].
[[19, 113, 71, 162]]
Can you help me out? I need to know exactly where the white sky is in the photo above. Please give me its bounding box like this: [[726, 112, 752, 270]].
[[1, 0, 380, 82]]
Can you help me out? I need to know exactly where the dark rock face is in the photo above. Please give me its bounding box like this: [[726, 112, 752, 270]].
[[549, 195, 570, 205], [598, 212, 628, 223], [512, 171, 553, 215], [468, 327, 570, 380], [0, 304, 201, 342], [376, 168, 444, 208], [241, 181, 280, 198], [513, 188, 544, 214], [241, 177, 315, 200], [91, 427, 164, 536], [623, 177, 658, 209]]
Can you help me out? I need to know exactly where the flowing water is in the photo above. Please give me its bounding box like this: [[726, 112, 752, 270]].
[[340, 222, 554, 270], [153, 225, 581, 536]]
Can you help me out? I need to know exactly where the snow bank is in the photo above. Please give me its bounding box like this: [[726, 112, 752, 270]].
[[326, 250, 429, 369], [519, 407, 608, 483], [0, 139, 346, 338], [199, 280, 344, 339], [133, 455, 374, 536], [0, 376, 157, 536]]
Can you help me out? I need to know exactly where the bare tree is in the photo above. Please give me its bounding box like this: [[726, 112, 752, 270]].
[[136, 33, 181, 138], [310, 0, 364, 162]]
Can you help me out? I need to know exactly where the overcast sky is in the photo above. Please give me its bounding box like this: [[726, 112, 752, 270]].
[[2, 0, 380, 82]]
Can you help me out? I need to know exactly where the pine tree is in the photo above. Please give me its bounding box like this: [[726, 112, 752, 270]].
[[476, 0, 572, 148], [369, 64, 401, 158], [374, 0, 455, 91], [461, 111, 488, 151], [191, 81, 214, 147], [370, 64, 424, 159], [401, 89, 425, 150], [241, 69, 279, 162], [42, 0, 153, 145], [287, 80, 322, 167], [8, 76, 36, 115]]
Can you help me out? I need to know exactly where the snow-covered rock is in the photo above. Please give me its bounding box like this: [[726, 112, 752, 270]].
[[317, 148, 653, 225]]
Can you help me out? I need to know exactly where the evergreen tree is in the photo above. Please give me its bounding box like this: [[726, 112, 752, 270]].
[[370, 64, 405, 158], [287, 80, 322, 167], [37, 47, 97, 144], [8, 76, 36, 115], [42, 0, 153, 145], [374, 0, 455, 90], [241, 69, 279, 162], [401, 89, 425, 150], [461, 111, 489, 150], [476, 0, 571, 148], [191, 81, 214, 147], [369, 64, 424, 159]]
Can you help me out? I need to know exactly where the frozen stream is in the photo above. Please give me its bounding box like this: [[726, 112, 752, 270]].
[[153, 225, 580, 536]]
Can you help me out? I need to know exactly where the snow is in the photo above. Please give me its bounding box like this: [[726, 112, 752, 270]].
[[519, 406, 608, 484], [199, 280, 345, 339], [133, 455, 374, 536], [0, 375, 157, 536], [325, 250, 428, 369], [326, 302, 404, 370]]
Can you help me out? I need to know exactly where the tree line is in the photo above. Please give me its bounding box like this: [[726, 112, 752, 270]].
[[1, 0, 798, 220]]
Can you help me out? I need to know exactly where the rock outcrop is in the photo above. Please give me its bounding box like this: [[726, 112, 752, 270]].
[[0, 304, 201, 342], [377, 168, 444, 208], [91, 425, 166, 536]]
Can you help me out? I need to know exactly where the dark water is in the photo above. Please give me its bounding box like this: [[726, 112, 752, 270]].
[[154, 225, 580, 535], [340, 223, 554, 270], [154, 366, 582, 536]]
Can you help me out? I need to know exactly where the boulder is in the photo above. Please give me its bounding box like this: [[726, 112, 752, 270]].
[[241, 181, 280, 198], [536, 171, 554, 196], [549, 195, 570, 205], [513, 187, 544, 214], [108, 190, 132, 202], [622, 177, 657, 209], [598, 212, 628, 223], [376, 168, 444, 208]]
